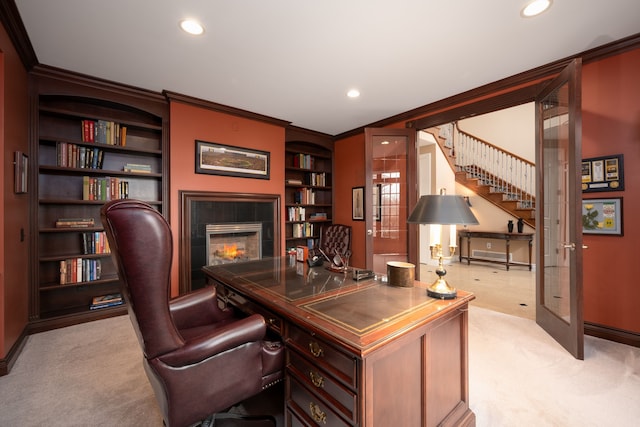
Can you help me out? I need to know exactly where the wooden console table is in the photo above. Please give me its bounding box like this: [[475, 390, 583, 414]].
[[458, 230, 533, 271], [203, 257, 476, 427]]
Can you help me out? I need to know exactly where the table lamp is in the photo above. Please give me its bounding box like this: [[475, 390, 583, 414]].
[[407, 189, 479, 299]]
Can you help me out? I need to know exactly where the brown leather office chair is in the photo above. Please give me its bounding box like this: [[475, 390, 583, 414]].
[[100, 199, 284, 427]]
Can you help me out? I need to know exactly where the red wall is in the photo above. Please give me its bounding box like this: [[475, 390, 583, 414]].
[[0, 23, 30, 359], [168, 101, 285, 295], [334, 133, 366, 267], [581, 49, 640, 333]]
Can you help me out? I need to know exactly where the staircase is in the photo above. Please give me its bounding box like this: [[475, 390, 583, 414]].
[[428, 123, 536, 228]]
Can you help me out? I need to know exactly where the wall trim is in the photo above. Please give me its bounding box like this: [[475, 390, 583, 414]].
[[0, 327, 28, 376], [585, 321, 640, 348], [0, 0, 38, 69], [164, 90, 290, 129]]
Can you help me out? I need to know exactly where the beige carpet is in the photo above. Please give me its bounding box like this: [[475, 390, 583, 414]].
[[1, 303, 639, 426]]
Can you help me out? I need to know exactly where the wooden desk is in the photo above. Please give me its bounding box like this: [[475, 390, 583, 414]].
[[203, 257, 476, 427], [458, 231, 533, 271]]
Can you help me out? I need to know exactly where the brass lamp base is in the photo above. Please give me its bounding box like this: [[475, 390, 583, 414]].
[[426, 260, 457, 299], [427, 277, 457, 300]]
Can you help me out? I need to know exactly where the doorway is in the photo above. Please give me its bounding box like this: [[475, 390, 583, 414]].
[[417, 104, 537, 319]]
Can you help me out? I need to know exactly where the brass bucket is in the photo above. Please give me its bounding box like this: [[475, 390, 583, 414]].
[[387, 261, 415, 287]]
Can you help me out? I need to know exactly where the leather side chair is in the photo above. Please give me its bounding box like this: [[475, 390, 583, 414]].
[[316, 223, 352, 260], [101, 199, 284, 427]]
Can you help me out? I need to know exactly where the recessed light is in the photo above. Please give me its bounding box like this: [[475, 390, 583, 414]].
[[180, 19, 205, 35], [347, 89, 360, 98], [521, 0, 552, 17]]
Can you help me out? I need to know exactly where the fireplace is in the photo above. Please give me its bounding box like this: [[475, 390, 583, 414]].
[[206, 223, 262, 265], [180, 191, 280, 293]]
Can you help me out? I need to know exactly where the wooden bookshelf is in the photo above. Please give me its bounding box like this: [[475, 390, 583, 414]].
[[284, 136, 333, 253], [28, 66, 168, 332]]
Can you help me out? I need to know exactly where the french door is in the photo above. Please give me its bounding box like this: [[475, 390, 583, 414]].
[[535, 59, 584, 359], [364, 128, 417, 274]]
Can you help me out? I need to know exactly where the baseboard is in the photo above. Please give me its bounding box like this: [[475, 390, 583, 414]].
[[0, 326, 29, 376], [585, 321, 640, 348]]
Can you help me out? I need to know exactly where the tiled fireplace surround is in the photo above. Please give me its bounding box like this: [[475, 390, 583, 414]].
[[180, 191, 280, 292]]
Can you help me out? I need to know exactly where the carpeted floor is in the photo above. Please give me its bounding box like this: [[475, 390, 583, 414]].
[[1, 304, 639, 426]]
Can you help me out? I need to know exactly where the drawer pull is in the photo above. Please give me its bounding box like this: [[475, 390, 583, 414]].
[[309, 402, 327, 424], [309, 371, 325, 388], [309, 341, 324, 358]]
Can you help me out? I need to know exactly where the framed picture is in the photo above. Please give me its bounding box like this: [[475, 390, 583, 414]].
[[582, 198, 623, 235], [581, 154, 623, 193], [352, 186, 364, 221], [14, 151, 28, 194], [195, 140, 270, 180]]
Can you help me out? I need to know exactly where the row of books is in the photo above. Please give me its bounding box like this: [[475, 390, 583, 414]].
[[81, 119, 127, 146], [292, 153, 315, 169], [82, 231, 111, 255], [292, 222, 317, 238], [123, 163, 152, 173], [287, 207, 329, 222], [90, 293, 124, 310], [293, 188, 316, 204], [57, 142, 104, 169], [288, 206, 306, 221], [59, 257, 102, 285], [82, 176, 129, 201], [56, 217, 95, 228], [306, 172, 327, 187]]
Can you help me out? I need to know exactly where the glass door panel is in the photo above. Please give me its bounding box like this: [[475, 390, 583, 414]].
[[364, 128, 417, 274], [535, 59, 584, 359]]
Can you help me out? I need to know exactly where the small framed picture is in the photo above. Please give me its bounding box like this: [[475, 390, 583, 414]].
[[581, 154, 624, 193], [582, 198, 623, 235], [14, 151, 28, 194], [352, 186, 364, 221]]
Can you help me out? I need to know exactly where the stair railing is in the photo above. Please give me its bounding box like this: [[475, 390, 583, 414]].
[[453, 123, 535, 209]]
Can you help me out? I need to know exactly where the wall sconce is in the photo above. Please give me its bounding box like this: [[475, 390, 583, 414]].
[[407, 189, 479, 299]]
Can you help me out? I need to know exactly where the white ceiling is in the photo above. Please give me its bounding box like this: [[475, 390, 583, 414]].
[[14, 0, 640, 136]]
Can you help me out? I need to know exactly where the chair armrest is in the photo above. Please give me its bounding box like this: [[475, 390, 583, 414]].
[[158, 313, 267, 367], [170, 286, 235, 330]]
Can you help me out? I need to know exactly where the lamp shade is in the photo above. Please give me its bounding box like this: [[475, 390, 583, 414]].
[[407, 195, 479, 225]]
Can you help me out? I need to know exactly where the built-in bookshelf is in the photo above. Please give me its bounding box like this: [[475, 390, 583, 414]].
[[29, 67, 167, 332], [284, 139, 333, 253]]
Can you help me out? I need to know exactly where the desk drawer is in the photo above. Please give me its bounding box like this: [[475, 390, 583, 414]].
[[287, 323, 357, 388], [288, 376, 351, 427], [217, 285, 282, 334], [288, 349, 356, 422]]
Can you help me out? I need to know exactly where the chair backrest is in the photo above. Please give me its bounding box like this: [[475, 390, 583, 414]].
[[101, 199, 184, 360], [319, 224, 351, 259]]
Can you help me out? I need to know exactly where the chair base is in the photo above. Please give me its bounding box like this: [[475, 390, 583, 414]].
[[200, 412, 276, 427]]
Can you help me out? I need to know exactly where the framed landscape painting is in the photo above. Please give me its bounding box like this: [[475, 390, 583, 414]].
[[195, 140, 270, 180]]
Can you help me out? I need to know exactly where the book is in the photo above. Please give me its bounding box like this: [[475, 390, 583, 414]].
[[90, 293, 124, 310], [123, 163, 152, 173], [56, 217, 95, 228], [91, 293, 122, 306]]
